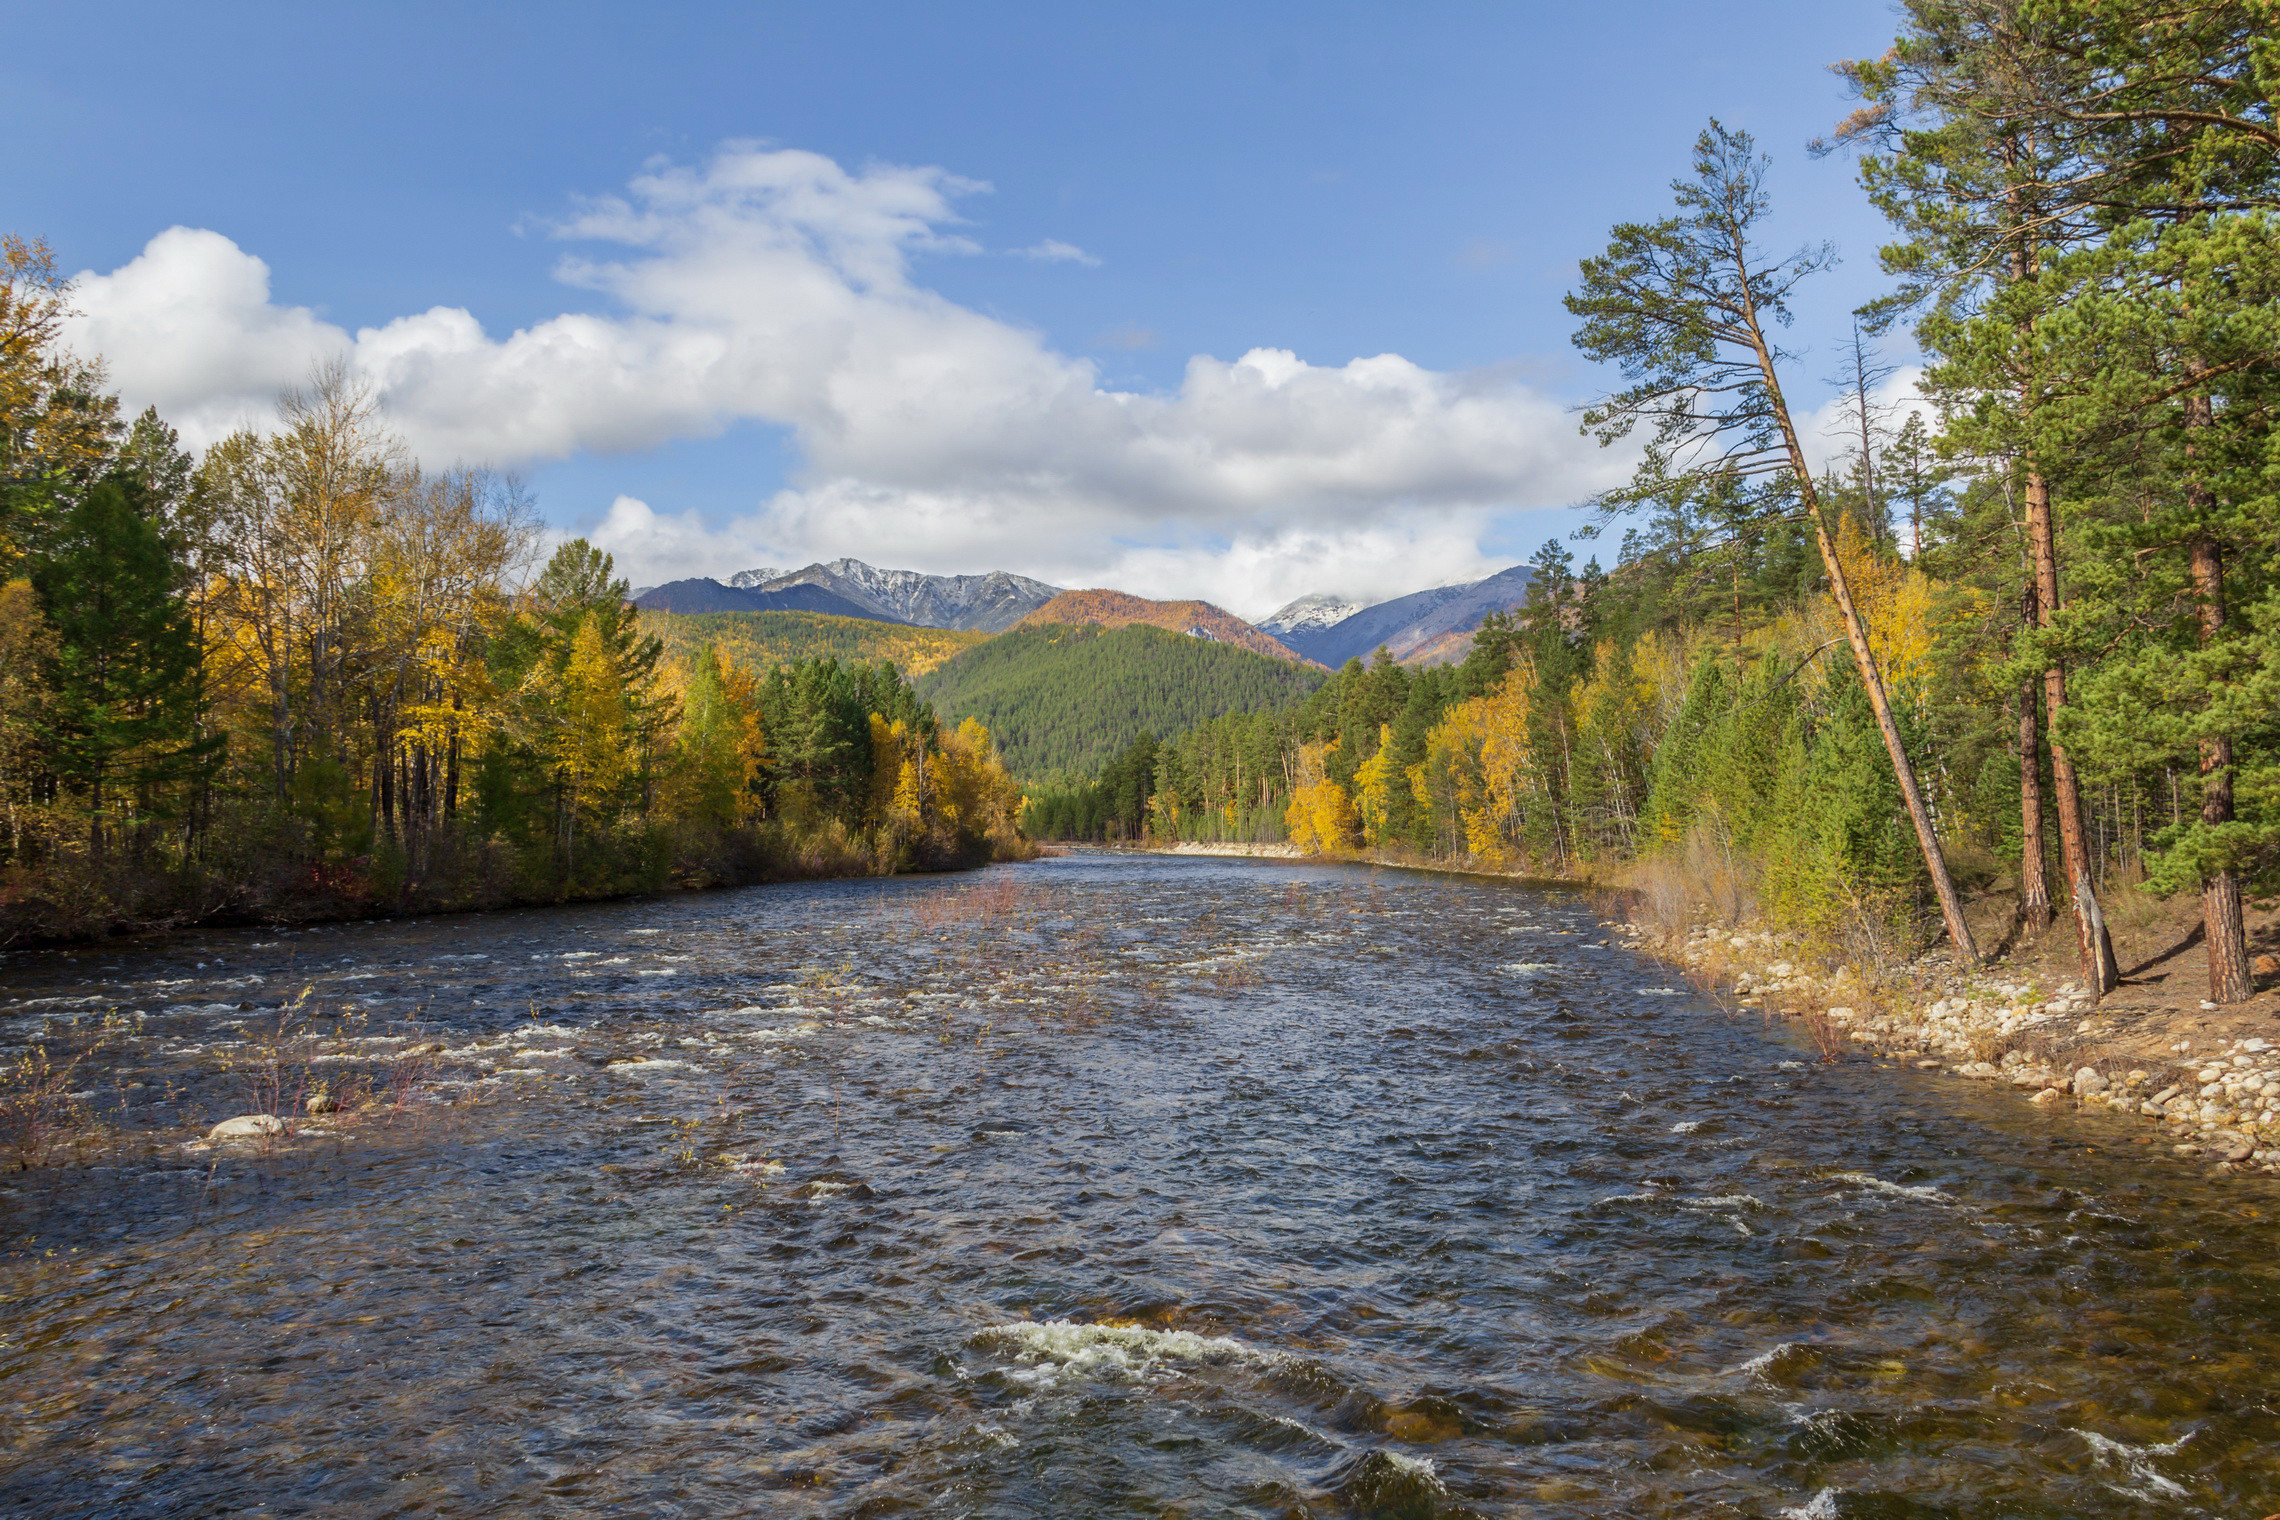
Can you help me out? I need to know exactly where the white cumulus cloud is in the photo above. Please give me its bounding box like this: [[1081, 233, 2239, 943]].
[[1012, 238, 1100, 265], [62, 141, 1622, 608]]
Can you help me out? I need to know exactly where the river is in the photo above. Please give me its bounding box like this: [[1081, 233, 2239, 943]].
[[0, 852, 2274, 1517]]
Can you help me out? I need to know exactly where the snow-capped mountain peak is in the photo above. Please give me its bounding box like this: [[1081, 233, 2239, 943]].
[[717, 558, 1063, 632], [1259, 592, 1369, 636]]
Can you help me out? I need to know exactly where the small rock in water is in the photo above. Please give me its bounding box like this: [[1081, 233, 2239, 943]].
[[208, 1114, 284, 1140], [306, 1093, 339, 1114], [2027, 1088, 2063, 1106], [2206, 1131, 2256, 1163], [2072, 1067, 2108, 1097]]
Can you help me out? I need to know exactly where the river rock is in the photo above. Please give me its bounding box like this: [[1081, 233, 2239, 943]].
[[306, 1092, 339, 1114], [208, 1114, 285, 1140], [1954, 1062, 2002, 1080], [2206, 1131, 2256, 1163], [2028, 1088, 2063, 1106], [2072, 1067, 2108, 1097]]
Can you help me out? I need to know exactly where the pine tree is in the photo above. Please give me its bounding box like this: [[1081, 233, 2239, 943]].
[[1568, 121, 1983, 961], [29, 475, 211, 852]]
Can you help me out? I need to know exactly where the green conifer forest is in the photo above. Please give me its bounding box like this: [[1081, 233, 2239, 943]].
[[1031, 1, 2280, 1006]]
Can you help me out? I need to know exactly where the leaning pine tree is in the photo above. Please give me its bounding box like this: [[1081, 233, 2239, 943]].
[[1566, 121, 1981, 963]]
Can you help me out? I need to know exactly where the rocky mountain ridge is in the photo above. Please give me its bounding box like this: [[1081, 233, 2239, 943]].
[[1259, 592, 1369, 637], [1016, 590, 1310, 665], [1274, 564, 1534, 668], [733, 559, 1061, 632]]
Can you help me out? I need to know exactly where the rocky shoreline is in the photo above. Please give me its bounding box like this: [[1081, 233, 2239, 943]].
[[1619, 919, 2280, 1176]]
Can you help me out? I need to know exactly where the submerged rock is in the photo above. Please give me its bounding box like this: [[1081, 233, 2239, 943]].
[[2206, 1131, 2256, 1163]]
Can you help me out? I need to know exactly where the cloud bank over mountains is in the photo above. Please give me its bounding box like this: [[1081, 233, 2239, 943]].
[[62, 142, 1626, 614]]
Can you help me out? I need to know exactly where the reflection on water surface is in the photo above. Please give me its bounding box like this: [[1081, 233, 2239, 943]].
[[1, 853, 2276, 1517]]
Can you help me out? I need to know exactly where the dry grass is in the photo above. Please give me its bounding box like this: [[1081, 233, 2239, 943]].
[[1797, 1010, 1850, 1064], [1613, 826, 1760, 944], [909, 875, 1029, 934], [216, 991, 445, 1137], [0, 1039, 104, 1170]]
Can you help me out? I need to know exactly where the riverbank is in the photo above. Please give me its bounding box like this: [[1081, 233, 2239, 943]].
[[0, 826, 1038, 950], [1109, 838, 1601, 886], [1618, 909, 2280, 1176]]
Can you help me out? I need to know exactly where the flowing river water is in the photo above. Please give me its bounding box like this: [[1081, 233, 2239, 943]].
[[1, 853, 2276, 1518]]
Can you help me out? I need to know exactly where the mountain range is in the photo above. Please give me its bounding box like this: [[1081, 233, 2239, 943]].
[[1262, 564, 1535, 668], [1257, 593, 1369, 639], [633, 579, 895, 621], [633, 559, 1059, 632], [633, 556, 1534, 669]]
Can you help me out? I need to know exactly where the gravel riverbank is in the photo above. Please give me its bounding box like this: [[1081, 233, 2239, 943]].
[[1623, 918, 2280, 1176]]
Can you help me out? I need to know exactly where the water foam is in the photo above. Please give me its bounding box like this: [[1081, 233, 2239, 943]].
[[1778, 1490, 1842, 1519], [970, 1320, 1285, 1386], [2074, 1430, 2191, 1500], [1827, 1172, 1953, 1204], [1724, 1342, 1796, 1379]]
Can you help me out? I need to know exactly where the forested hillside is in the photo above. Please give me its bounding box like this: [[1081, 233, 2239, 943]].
[[1043, 1, 2280, 1009], [641, 608, 989, 679], [1015, 589, 1307, 663], [917, 623, 1326, 780]]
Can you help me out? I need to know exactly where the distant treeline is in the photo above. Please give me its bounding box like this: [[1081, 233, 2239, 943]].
[[1031, 0, 2280, 1004], [916, 622, 1325, 782], [0, 254, 1025, 940]]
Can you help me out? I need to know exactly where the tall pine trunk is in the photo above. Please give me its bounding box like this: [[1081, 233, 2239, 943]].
[[2024, 471, 2121, 993], [2017, 584, 2051, 931], [1740, 318, 1980, 964], [2187, 526, 2253, 1002]]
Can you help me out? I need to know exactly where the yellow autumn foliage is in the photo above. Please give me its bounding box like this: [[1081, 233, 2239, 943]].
[[1284, 739, 1358, 855], [1832, 511, 1935, 698], [1412, 662, 1543, 868]]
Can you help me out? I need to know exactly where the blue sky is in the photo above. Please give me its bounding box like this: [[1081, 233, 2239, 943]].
[[16, 1, 1913, 615]]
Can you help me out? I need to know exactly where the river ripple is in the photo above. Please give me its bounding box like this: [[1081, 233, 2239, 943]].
[[0, 853, 2275, 1517]]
